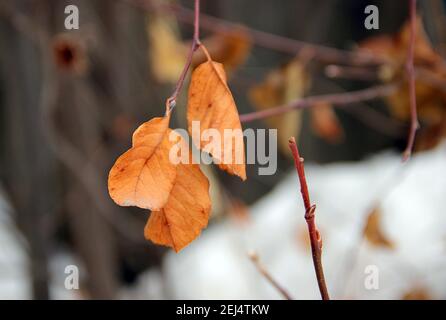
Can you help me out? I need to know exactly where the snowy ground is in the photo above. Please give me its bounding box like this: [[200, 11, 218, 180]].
[[160, 143, 446, 300], [1, 143, 446, 299], [0, 187, 29, 299]]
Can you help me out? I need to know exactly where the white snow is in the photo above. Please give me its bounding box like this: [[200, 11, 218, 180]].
[[1, 143, 446, 299], [158, 143, 446, 299], [0, 187, 30, 299]]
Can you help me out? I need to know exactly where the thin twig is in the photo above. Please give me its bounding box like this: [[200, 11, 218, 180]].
[[319, 79, 406, 137], [248, 251, 293, 300], [325, 64, 446, 94], [288, 137, 329, 300], [126, 0, 387, 66], [165, 0, 201, 112], [240, 83, 399, 123], [325, 64, 380, 82], [403, 0, 419, 161], [341, 104, 406, 137]]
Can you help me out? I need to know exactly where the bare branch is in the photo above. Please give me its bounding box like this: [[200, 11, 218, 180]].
[[325, 64, 380, 82], [240, 83, 398, 123], [165, 0, 201, 112], [125, 0, 387, 66], [403, 0, 419, 161], [248, 251, 293, 300]]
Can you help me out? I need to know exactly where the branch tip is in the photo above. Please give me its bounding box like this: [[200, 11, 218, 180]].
[[288, 138, 330, 300], [403, 0, 419, 161]]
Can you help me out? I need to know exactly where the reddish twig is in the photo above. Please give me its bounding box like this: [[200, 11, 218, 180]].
[[165, 0, 201, 112], [248, 251, 293, 300], [288, 137, 329, 300], [403, 0, 419, 161], [240, 83, 398, 123]]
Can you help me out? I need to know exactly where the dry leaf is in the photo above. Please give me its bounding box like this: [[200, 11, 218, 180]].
[[187, 55, 246, 180], [357, 34, 395, 60], [145, 131, 211, 252], [148, 14, 251, 82], [192, 28, 252, 75], [310, 103, 344, 143], [363, 208, 394, 249], [358, 17, 446, 151], [359, 17, 441, 67], [248, 57, 310, 154], [227, 198, 250, 225], [109, 119, 211, 252], [147, 13, 187, 83], [415, 115, 446, 151], [397, 17, 441, 66], [402, 286, 432, 300], [108, 114, 177, 210]]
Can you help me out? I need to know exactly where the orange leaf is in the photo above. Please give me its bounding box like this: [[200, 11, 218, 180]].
[[358, 17, 446, 151], [187, 53, 246, 180], [359, 17, 441, 67], [310, 103, 344, 144], [192, 28, 252, 76], [227, 198, 250, 225], [145, 131, 211, 252], [108, 114, 177, 210], [363, 208, 394, 249], [248, 56, 310, 155], [401, 286, 432, 300]]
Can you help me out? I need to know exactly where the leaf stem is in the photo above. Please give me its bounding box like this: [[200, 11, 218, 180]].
[[165, 0, 201, 113], [199, 42, 212, 62], [288, 137, 329, 300], [402, 0, 419, 161]]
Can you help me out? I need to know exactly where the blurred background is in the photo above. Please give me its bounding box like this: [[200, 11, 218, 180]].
[[0, 0, 446, 299]]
